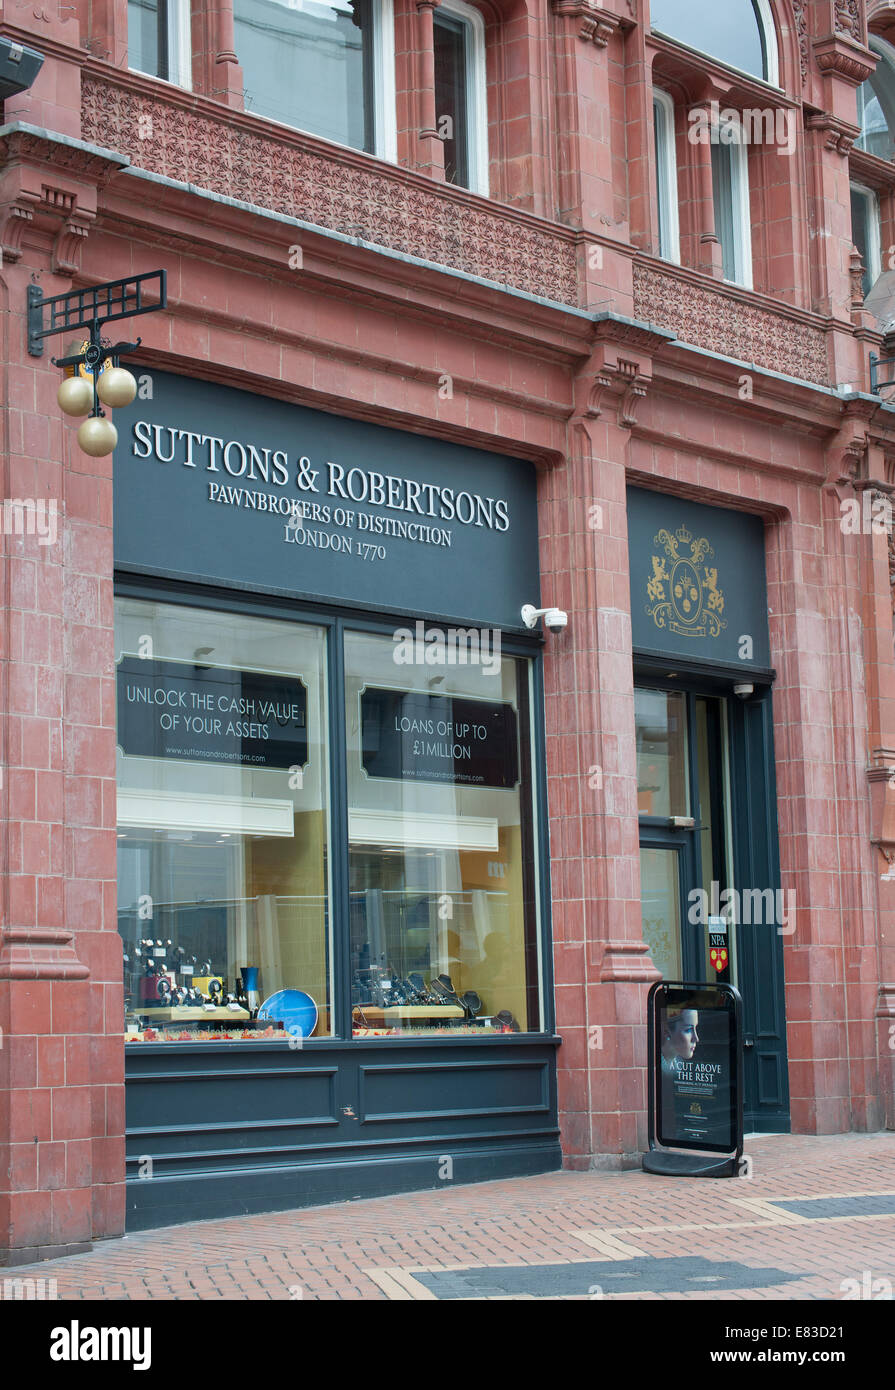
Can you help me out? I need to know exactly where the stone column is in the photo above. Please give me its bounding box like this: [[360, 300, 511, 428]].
[[540, 324, 664, 1168], [416, 0, 446, 180], [685, 102, 723, 279], [194, 0, 245, 107], [0, 135, 125, 1262]]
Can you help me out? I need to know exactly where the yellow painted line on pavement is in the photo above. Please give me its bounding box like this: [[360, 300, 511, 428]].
[[572, 1232, 648, 1259]]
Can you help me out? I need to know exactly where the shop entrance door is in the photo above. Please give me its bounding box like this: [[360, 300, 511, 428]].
[[635, 682, 789, 1132]]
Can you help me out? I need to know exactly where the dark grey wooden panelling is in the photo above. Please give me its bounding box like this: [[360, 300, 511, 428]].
[[125, 1037, 561, 1230]]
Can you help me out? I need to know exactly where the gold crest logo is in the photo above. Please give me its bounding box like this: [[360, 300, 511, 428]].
[[645, 524, 727, 639]]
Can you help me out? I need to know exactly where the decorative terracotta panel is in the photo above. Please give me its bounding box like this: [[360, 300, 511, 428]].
[[632, 261, 830, 385], [81, 75, 579, 308]]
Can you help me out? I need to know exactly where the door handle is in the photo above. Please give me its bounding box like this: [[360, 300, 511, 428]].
[[743, 1038, 755, 1049]]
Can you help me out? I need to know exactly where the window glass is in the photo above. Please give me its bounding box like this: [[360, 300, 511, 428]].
[[128, 0, 168, 79], [434, 12, 469, 188], [640, 847, 682, 979], [851, 185, 880, 298], [635, 688, 689, 818], [711, 141, 736, 282], [857, 41, 895, 162], [345, 630, 541, 1036], [116, 598, 331, 1042], [649, 0, 767, 81], [654, 98, 668, 246], [710, 140, 749, 284], [235, 0, 376, 152]]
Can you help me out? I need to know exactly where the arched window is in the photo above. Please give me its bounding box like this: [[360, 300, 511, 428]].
[[649, 0, 778, 86], [857, 37, 895, 162]]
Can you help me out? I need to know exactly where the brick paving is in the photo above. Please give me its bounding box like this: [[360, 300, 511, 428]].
[[1, 1132, 894, 1300]]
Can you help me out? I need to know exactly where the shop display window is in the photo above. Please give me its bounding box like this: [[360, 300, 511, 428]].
[[344, 630, 542, 1037], [116, 599, 544, 1042], [116, 598, 332, 1042]]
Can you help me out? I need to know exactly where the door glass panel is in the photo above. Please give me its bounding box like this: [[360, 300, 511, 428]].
[[635, 688, 689, 817], [640, 847, 682, 979]]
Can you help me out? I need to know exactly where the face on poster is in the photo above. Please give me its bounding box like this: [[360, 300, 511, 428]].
[[658, 990, 737, 1151]]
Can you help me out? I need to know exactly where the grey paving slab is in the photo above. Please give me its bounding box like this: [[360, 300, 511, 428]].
[[412, 1257, 805, 1299], [770, 1195, 895, 1220]]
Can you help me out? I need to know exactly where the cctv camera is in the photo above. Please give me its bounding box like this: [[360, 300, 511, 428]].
[[733, 683, 754, 700], [521, 604, 568, 633], [0, 37, 44, 100]]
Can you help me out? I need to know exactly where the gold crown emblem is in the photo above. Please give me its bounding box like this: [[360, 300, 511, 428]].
[[675, 524, 692, 544]]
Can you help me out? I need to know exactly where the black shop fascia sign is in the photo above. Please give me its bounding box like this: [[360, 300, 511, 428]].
[[113, 372, 540, 631]]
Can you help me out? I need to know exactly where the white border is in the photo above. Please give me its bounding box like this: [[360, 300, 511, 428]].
[[435, 0, 489, 196], [118, 787, 297, 836], [753, 0, 779, 89], [169, 0, 192, 89], [374, 0, 398, 163], [653, 89, 680, 264]]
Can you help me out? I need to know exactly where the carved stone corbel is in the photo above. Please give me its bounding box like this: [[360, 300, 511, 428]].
[[824, 405, 876, 490], [0, 196, 37, 262], [551, 0, 633, 46], [581, 371, 614, 418], [805, 113, 859, 157], [52, 210, 93, 275], [616, 362, 649, 428]]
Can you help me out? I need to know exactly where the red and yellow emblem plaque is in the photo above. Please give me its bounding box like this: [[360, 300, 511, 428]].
[[710, 947, 728, 974]]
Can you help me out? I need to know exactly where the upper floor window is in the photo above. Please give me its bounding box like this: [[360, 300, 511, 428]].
[[234, 0, 397, 160], [649, 0, 778, 86], [128, 0, 191, 86], [857, 37, 895, 162], [851, 182, 881, 298], [653, 90, 680, 263], [433, 0, 488, 195], [711, 133, 752, 287]]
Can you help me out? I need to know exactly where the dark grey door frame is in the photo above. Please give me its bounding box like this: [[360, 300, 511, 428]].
[[635, 669, 790, 1132]]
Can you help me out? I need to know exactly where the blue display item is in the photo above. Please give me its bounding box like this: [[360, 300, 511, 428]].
[[257, 989, 318, 1038]]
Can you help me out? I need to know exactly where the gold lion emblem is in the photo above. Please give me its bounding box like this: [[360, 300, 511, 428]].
[[645, 525, 727, 639]]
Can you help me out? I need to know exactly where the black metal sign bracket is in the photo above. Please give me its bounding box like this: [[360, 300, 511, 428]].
[[27, 270, 167, 358]]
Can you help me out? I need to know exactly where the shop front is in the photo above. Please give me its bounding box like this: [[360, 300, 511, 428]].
[[113, 370, 560, 1230], [628, 487, 789, 1134]]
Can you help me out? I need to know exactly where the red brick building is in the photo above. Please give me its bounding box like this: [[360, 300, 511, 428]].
[[1, 0, 894, 1259]]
